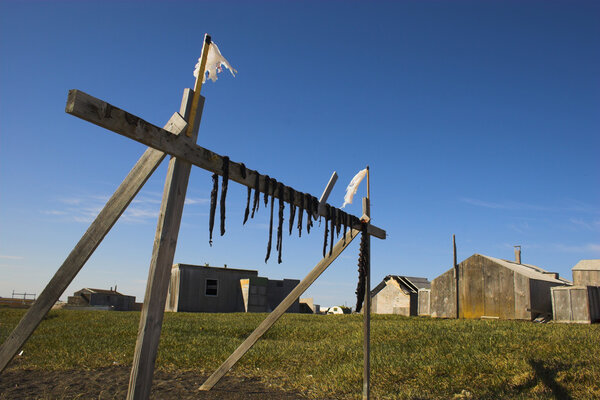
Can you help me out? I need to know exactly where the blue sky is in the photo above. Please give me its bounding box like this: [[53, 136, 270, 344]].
[[1, 1, 598, 308]]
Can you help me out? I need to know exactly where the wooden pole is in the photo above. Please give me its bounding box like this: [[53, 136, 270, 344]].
[[200, 227, 360, 391], [453, 234, 459, 319], [362, 195, 371, 400], [126, 35, 211, 400], [186, 34, 211, 137], [0, 110, 188, 374]]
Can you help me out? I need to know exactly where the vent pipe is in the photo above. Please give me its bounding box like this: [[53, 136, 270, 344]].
[[514, 245, 521, 264]]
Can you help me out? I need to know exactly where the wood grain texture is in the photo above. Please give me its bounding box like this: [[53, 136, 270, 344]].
[[199, 228, 360, 391], [126, 90, 203, 400], [66, 89, 386, 240], [0, 111, 188, 375]]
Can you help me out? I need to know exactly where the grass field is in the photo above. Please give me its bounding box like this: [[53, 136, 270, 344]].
[[1, 308, 599, 399]]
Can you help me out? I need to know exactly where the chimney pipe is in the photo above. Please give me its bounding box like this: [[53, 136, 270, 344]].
[[514, 246, 521, 264]]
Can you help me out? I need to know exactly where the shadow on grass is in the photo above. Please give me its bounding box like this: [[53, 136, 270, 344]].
[[510, 359, 573, 400]]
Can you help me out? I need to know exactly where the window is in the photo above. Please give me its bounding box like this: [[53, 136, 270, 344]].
[[205, 279, 218, 296]]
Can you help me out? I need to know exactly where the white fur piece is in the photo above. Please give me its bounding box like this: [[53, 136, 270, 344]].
[[341, 168, 367, 208], [193, 42, 237, 83]]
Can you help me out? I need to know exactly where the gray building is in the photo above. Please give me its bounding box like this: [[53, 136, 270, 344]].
[[430, 254, 569, 320], [572, 259, 600, 286], [370, 275, 430, 316], [165, 264, 299, 313], [67, 287, 136, 311]]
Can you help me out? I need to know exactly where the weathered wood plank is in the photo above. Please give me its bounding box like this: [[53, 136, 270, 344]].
[[199, 227, 360, 391], [0, 110, 188, 375], [65, 89, 386, 240], [126, 90, 203, 400]]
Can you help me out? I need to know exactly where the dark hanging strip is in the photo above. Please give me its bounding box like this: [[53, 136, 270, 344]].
[[322, 204, 330, 258], [240, 163, 251, 225], [329, 207, 334, 256], [297, 193, 304, 237], [208, 173, 219, 246], [305, 193, 313, 234], [355, 223, 369, 313], [220, 157, 229, 236], [276, 182, 285, 264], [288, 187, 296, 235], [263, 175, 270, 207], [264, 177, 275, 263], [251, 173, 260, 218], [335, 208, 341, 238], [342, 210, 348, 245]]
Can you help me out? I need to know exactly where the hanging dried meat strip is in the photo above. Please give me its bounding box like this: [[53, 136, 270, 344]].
[[355, 223, 369, 313], [288, 187, 296, 236], [251, 172, 260, 218], [329, 207, 334, 256], [220, 156, 229, 236], [341, 210, 348, 245], [305, 193, 313, 234], [335, 208, 341, 238], [322, 204, 330, 258], [297, 192, 304, 237], [209, 173, 219, 246], [263, 175, 270, 207], [240, 163, 251, 225], [264, 177, 275, 263], [276, 182, 285, 264]]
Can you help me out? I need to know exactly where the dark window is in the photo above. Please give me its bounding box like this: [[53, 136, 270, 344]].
[[205, 279, 218, 296]]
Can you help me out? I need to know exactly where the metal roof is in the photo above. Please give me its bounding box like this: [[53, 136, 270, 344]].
[[371, 275, 431, 297], [572, 259, 600, 271], [480, 255, 569, 284]]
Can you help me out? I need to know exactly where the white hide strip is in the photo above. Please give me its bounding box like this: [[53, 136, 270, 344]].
[[341, 168, 367, 208], [193, 42, 237, 83]]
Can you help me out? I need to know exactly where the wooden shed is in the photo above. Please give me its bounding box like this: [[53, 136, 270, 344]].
[[572, 259, 600, 286], [430, 254, 569, 320], [551, 286, 600, 324], [370, 275, 431, 316]]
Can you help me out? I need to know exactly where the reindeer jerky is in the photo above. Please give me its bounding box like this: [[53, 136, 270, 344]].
[[240, 163, 251, 225], [322, 204, 330, 258], [220, 157, 229, 236], [355, 223, 369, 313], [209, 173, 219, 246], [264, 177, 275, 263], [297, 192, 304, 237], [329, 207, 334, 256], [335, 208, 341, 238], [263, 175, 270, 207], [276, 182, 285, 264], [288, 187, 296, 236], [251, 172, 260, 218], [305, 193, 313, 234]]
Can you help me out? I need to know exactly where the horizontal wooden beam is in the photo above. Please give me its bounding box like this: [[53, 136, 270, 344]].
[[65, 89, 386, 240]]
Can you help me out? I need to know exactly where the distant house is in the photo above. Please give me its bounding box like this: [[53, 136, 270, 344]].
[[430, 254, 569, 320], [299, 298, 320, 314], [551, 259, 600, 324], [165, 264, 299, 313], [370, 275, 431, 316], [67, 287, 136, 311]]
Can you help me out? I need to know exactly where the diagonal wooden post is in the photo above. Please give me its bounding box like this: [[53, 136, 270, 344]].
[[126, 34, 211, 400], [0, 110, 188, 374], [200, 227, 360, 391]]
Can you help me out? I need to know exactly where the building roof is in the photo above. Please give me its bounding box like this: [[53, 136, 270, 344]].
[[371, 275, 431, 297], [79, 288, 126, 296], [572, 259, 600, 271], [174, 263, 258, 274], [480, 255, 570, 284]]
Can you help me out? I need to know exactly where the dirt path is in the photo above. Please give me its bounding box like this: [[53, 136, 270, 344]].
[[0, 367, 306, 399]]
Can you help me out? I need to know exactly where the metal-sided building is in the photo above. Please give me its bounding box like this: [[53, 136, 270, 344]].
[[67, 287, 136, 311], [430, 254, 569, 320], [165, 264, 299, 313], [551, 259, 600, 324], [370, 275, 431, 316]]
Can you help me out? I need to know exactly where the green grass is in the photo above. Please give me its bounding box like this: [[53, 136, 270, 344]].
[[1, 309, 599, 399]]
